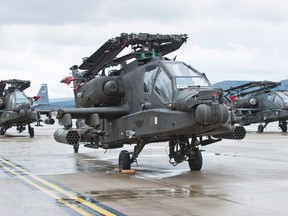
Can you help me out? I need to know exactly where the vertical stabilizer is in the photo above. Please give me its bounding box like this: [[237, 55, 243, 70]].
[[35, 84, 49, 105]]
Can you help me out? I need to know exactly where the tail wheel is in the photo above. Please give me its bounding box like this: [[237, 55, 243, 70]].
[[119, 150, 131, 171], [188, 149, 203, 171]]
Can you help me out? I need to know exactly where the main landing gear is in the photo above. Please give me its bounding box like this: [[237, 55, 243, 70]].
[[257, 124, 265, 133], [15, 124, 34, 137], [169, 136, 203, 171], [118, 136, 203, 171], [258, 120, 287, 132], [279, 120, 287, 132], [257, 120, 269, 133], [119, 150, 132, 170], [0, 127, 6, 135], [28, 124, 34, 137], [118, 139, 146, 171]]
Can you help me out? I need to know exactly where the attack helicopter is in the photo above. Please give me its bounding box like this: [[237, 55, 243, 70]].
[[54, 33, 246, 171], [224, 81, 288, 132], [0, 79, 54, 136]]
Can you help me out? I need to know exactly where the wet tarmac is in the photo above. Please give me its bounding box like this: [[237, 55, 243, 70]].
[[0, 122, 288, 215]]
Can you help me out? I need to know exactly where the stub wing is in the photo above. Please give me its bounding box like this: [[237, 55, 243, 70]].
[[56, 105, 130, 127]]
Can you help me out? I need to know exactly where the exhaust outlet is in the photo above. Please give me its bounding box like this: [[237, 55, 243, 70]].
[[54, 128, 81, 145]]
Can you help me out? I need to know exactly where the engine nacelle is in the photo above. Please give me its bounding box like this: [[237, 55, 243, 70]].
[[76, 76, 124, 107], [236, 97, 258, 108]]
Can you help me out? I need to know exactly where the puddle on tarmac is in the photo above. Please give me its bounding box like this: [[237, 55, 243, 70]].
[[88, 187, 203, 201]]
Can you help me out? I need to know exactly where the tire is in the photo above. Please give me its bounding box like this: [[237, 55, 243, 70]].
[[0, 128, 5, 135], [188, 149, 203, 171], [29, 127, 34, 137], [280, 122, 287, 132], [119, 150, 131, 171], [73, 143, 79, 153], [258, 125, 264, 133]]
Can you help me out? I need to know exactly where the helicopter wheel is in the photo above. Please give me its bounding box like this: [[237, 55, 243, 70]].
[[188, 148, 203, 171], [73, 143, 79, 153], [28, 126, 34, 137], [119, 150, 131, 171], [279, 121, 287, 132], [0, 128, 5, 135], [257, 125, 264, 133]]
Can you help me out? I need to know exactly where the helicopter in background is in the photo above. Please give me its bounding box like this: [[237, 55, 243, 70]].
[[224, 81, 288, 132], [54, 33, 246, 171], [0, 79, 54, 136]]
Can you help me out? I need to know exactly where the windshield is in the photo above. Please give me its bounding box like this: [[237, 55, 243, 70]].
[[154, 68, 173, 102], [15, 91, 30, 105], [277, 92, 288, 101], [276, 92, 288, 108], [144, 64, 158, 93], [164, 62, 210, 89], [175, 76, 209, 89]]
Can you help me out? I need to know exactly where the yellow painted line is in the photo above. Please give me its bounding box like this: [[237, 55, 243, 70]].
[[0, 158, 116, 216], [0, 163, 92, 216]]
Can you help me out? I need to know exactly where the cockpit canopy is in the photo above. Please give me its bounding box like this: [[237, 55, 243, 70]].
[[165, 62, 210, 89], [15, 91, 32, 104], [273, 92, 288, 109], [144, 61, 211, 102], [5, 90, 33, 111]]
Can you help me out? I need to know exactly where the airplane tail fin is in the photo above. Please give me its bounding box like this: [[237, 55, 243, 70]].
[[59, 65, 81, 108], [34, 83, 49, 106]]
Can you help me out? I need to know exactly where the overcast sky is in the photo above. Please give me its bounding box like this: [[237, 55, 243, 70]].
[[1, 0, 288, 98]]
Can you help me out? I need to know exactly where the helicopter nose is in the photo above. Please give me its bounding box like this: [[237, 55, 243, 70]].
[[195, 103, 229, 126]]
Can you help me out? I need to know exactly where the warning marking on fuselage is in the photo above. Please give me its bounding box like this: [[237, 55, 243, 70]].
[[0, 157, 126, 216]]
